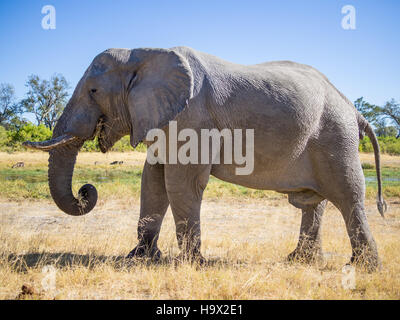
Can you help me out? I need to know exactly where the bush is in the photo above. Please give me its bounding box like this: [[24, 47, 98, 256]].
[[382, 136, 400, 155], [361, 162, 374, 169], [0, 126, 9, 146], [10, 123, 52, 143], [2, 123, 52, 151], [359, 136, 400, 155], [81, 138, 99, 152], [110, 135, 134, 152], [0, 124, 146, 153], [359, 137, 374, 153], [81, 135, 146, 152]]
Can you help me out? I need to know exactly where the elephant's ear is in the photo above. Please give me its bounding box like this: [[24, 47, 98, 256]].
[[126, 48, 193, 147]]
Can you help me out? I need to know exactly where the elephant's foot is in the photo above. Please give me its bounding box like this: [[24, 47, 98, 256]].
[[287, 243, 323, 264], [126, 244, 162, 262], [349, 245, 381, 272]]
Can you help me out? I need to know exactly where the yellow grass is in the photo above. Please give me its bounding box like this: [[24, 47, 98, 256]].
[[1, 150, 393, 167], [0, 151, 399, 299], [0, 151, 147, 168], [359, 152, 400, 168]]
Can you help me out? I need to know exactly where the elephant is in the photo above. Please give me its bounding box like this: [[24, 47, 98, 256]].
[[24, 46, 386, 271]]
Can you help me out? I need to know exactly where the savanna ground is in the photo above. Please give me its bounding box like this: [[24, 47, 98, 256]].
[[0, 151, 399, 299]]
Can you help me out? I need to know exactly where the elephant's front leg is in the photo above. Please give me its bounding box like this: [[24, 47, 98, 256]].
[[127, 162, 169, 260], [288, 200, 327, 263], [165, 163, 211, 263]]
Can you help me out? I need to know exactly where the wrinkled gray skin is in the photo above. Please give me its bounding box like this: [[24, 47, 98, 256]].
[[24, 47, 386, 271]]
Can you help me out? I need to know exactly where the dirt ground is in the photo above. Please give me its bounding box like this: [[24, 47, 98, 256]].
[[1, 197, 399, 299]]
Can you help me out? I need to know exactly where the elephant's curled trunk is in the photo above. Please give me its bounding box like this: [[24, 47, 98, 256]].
[[48, 144, 98, 216]]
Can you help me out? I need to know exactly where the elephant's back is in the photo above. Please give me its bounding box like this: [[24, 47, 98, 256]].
[[180, 47, 355, 159], [225, 64, 329, 158]]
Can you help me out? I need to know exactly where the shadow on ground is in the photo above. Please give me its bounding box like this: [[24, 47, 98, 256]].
[[5, 252, 127, 272], [3, 252, 248, 272]]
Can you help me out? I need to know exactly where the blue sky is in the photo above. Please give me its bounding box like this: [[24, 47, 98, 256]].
[[0, 0, 399, 114]]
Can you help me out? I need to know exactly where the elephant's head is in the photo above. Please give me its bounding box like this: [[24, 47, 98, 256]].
[[24, 48, 193, 216]]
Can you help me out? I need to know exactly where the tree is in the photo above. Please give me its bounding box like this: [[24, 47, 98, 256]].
[[21, 74, 69, 130], [7, 116, 28, 131], [354, 97, 379, 123], [354, 97, 400, 138], [0, 83, 20, 127], [374, 118, 397, 137], [374, 99, 400, 138]]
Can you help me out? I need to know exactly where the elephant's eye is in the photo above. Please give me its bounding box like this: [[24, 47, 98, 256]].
[[90, 88, 97, 93]]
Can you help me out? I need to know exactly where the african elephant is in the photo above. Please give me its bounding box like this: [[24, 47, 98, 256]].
[[24, 46, 386, 271]]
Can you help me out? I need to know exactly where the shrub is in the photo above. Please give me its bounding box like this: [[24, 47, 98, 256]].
[[4, 123, 52, 151], [0, 124, 147, 153], [82, 135, 146, 152], [0, 126, 8, 144], [359, 137, 373, 153], [361, 162, 374, 169], [110, 135, 134, 152], [8, 123, 52, 143], [359, 136, 400, 155], [81, 138, 99, 152]]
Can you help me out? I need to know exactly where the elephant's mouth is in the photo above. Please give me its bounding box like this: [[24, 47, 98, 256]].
[[95, 116, 113, 153]]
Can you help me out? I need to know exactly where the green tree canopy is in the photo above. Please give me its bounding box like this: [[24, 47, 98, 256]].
[[354, 97, 379, 123], [375, 118, 397, 137], [21, 74, 69, 130], [0, 83, 20, 128], [355, 97, 400, 138], [375, 99, 400, 138]]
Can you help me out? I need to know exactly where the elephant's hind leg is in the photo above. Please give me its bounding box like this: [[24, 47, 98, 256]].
[[127, 162, 169, 260], [314, 150, 380, 271], [287, 192, 327, 263], [338, 201, 380, 272]]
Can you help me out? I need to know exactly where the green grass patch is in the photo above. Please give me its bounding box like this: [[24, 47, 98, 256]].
[[1, 164, 399, 201]]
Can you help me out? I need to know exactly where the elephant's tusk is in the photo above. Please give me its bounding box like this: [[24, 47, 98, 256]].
[[23, 134, 79, 151]]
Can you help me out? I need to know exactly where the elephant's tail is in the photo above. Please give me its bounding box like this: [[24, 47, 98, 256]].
[[357, 113, 387, 218]]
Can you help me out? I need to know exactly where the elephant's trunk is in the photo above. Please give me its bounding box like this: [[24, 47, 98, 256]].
[[48, 144, 98, 216], [23, 97, 100, 216]]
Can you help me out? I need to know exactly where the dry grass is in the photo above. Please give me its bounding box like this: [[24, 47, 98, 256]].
[[360, 152, 400, 168], [0, 151, 400, 299], [2, 150, 392, 168], [0, 151, 147, 168]]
